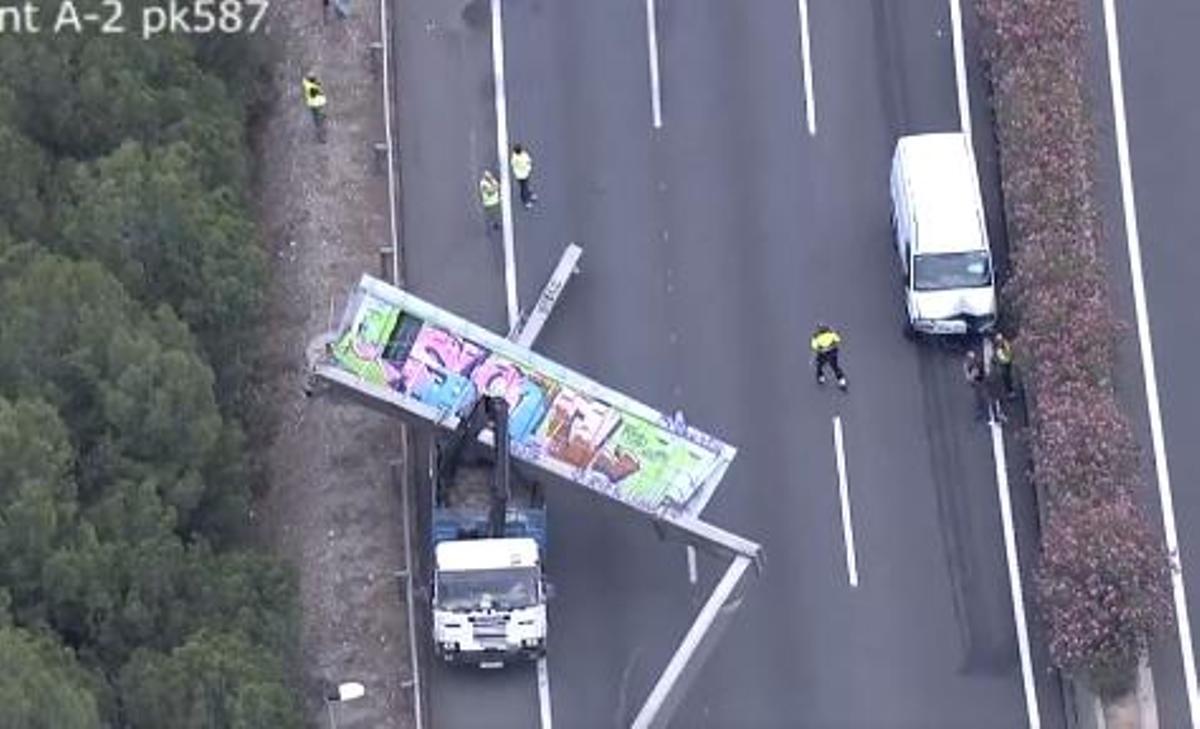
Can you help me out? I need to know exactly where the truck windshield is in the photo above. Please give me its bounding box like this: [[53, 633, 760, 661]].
[[913, 252, 992, 291], [436, 567, 539, 611]]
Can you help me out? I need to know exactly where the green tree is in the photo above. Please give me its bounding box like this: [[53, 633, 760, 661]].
[[0, 254, 227, 524], [0, 3, 269, 410], [0, 110, 50, 242], [42, 520, 190, 669], [0, 13, 252, 183], [55, 141, 265, 399], [191, 27, 277, 119], [183, 549, 297, 656], [0, 21, 199, 152], [0, 626, 102, 729], [0, 28, 159, 158], [0, 11, 300, 719], [41, 503, 296, 678], [0, 397, 77, 617], [119, 631, 301, 729]]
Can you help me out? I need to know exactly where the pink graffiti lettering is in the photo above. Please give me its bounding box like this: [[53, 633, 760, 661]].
[[472, 355, 524, 401], [411, 326, 485, 375]]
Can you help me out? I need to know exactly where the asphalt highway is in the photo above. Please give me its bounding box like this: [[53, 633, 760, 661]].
[[393, 1, 1066, 726], [1084, 0, 1200, 725]]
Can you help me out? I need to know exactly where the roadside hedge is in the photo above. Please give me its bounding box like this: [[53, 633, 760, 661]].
[[977, 0, 1173, 697]]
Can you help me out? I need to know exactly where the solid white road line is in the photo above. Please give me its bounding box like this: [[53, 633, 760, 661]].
[[832, 416, 858, 587], [990, 422, 1040, 729], [645, 0, 663, 129], [686, 545, 698, 585], [537, 656, 554, 728], [950, 5, 1034, 721], [491, 5, 547, 725], [947, 0, 971, 136], [950, 4, 1036, 724], [1102, 1, 1200, 724], [796, 0, 816, 135], [490, 0, 520, 331]]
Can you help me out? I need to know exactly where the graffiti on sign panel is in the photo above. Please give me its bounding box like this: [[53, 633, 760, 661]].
[[327, 285, 732, 513], [538, 389, 621, 469], [470, 354, 557, 443]]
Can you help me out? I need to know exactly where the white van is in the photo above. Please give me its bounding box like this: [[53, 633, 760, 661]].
[[890, 132, 996, 337]]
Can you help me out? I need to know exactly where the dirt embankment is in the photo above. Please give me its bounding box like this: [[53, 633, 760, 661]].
[[250, 2, 415, 726]]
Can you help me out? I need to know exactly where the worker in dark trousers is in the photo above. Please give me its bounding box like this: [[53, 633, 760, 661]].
[[964, 350, 992, 422], [811, 323, 848, 391], [986, 367, 1009, 424], [511, 144, 536, 208], [478, 169, 501, 234], [992, 332, 1015, 397]]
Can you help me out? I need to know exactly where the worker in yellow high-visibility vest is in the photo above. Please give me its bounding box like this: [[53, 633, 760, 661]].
[[302, 75, 327, 129], [510, 144, 537, 208], [991, 332, 1015, 397], [811, 323, 848, 391], [479, 169, 501, 233]]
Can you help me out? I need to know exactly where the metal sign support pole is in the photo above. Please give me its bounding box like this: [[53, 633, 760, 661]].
[[631, 555, 756, 729], [510, 243, 583, 347]]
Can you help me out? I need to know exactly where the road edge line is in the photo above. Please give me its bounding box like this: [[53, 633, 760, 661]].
[[948, 0, 971, 136], [538, 656, 554, 728], [990, 421, 1041, 729], [1102, 1, 1200, 724]]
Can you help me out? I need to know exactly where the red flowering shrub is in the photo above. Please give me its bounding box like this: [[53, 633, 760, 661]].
[[1031, 387, 1138, 502], [978, 0, 1173, 693], [1037, 493, 1173, 697]]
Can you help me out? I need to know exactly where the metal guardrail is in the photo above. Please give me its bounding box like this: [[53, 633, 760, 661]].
[[375, 0, 422, 725]]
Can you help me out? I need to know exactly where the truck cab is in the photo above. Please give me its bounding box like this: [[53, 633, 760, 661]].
[[890, 132, 996, 337], [432, 538, 547, 666]]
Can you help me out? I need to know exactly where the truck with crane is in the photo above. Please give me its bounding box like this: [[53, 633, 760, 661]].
[[429, 394, 549, 668], [308, 271, 760, 725]]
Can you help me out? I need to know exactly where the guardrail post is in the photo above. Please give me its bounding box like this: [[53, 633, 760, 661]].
[[373, 142, 389, 174], [369, 41, 384, 79], [379, 246, 395, 279]]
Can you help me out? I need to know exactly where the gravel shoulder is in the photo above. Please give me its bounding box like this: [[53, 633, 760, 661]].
[[249, 2, 415, 726]]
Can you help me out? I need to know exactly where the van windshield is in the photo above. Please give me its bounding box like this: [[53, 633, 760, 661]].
[[913, 252, 992, 291]]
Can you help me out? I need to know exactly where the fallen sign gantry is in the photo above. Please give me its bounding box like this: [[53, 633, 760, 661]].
[[308, 257, 761, 728], [317, 274, 735, 520]]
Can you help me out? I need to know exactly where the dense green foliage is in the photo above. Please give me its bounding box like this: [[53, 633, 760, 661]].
[[978, 0, 1173, 696], [0, 17, 298, 727], [0, 625, 103, 729], [119, 631, 298, 729], [0, 3, 270, 402]]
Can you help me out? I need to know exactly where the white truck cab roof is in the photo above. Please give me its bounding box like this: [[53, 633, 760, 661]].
[[892, 133, 988, 256], [436, 537, 540, 572]]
